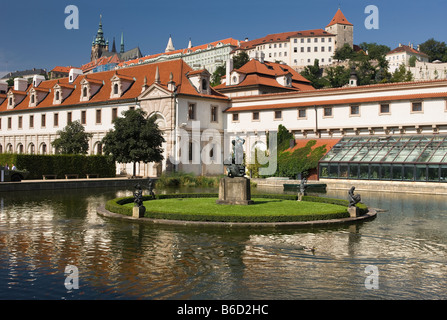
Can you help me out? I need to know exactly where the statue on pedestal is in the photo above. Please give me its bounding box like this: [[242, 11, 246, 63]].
[[226, 137, 246, 178], [348, 186, 361, 208]]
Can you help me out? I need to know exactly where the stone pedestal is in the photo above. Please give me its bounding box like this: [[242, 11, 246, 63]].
[[133, 206, 146, 218], [348, 206, 359, 218], [216, 177, 254, 205]]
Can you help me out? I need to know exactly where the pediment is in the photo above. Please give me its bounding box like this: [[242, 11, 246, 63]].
[[139, 84, 172, 100]]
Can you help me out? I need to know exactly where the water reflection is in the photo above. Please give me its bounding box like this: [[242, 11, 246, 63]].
[[0, 186, 446, 299]]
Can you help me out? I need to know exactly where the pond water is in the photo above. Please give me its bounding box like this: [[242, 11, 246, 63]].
[[0, 185, 446, 300]]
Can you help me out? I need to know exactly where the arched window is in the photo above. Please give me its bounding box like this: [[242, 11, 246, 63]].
[[31, 94, 35, 104], [113, 83, 119, 95], [83, 87, 88, 97], [202, 78, 208, 91], [55, 91, 60, 101]]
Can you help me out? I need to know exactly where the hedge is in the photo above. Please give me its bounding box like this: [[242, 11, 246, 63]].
[[0, 154, 116, 179], [105, 193, 369, 222]]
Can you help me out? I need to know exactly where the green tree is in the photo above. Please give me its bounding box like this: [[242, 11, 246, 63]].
[[51, 120, 92, 154], [325, 65, 350, 88], [409, 55, 417, 67], [233, 51, 250, 69], [277, 124, 295, 152], [102, 109, 165, 177], [391, 64, 414, 83], [211, 64, 226, 87], [300, 59, 328, 89], [276, 140, 328, 179], [358, 42, 391, 61], [419, 38, 447, 62]]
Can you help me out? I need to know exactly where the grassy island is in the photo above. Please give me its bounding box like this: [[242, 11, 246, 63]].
[[105, 193, 369, 223]]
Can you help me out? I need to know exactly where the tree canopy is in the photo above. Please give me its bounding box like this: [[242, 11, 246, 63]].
[[51, 120, 92, 154], [102, 109, 165, 176]]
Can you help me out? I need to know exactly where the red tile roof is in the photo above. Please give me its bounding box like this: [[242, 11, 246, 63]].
[[387, 45, 429, 57], [214, 59, 315, 92], [50, 66, 75, 73], [118, 38, 240, 68], [237, 29, 334, 51], [326, 9, 353, 27], [0, 60, 228, 114]]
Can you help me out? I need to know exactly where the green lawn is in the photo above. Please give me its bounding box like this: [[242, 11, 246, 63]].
[[123, 197, 349, 222]]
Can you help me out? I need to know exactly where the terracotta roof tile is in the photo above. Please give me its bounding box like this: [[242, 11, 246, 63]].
[[326, 9, 353, 28], [387, 45, 429, 57], [0, 60, 228, 114]]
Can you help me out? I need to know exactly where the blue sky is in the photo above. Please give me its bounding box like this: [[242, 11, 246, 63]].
[[1, 0, 446, 77]]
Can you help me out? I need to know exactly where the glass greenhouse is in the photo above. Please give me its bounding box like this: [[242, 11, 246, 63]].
[[319, 135, 447, 182]]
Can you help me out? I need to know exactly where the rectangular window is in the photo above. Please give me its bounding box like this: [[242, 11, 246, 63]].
[[96, 109, 102, 124], [294, 47, 298, 53], [210, 106, 218, 122], [323, 107, 333, 117], [301, 47, 304, 53], [81, 110, 87, 125], [350, 105, 360, 116], [314, 47, 318, 52], [67, 112, 72, 124], [321, 46, 325, 52], [7, 117, 12, 129], [307, 47, 311, 52], [274, 110, 282, 120], [0, 118, 2, 130], [112, 108, 118, 121], [41, 114, 46, 128], [412, 101, 423, 112], [54, 113, 58, 127], [18, 116, 23, 129], [252, 112, 259, 121], [298, 108, 307, 118], [380, 103, 390, 114], [30, 115, 34, 128], [232, 113, 239, 122], [188, 103, 196, 120]]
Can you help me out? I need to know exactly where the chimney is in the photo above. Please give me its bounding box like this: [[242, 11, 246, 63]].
[[226, 58, 233, 86], [33, 74, 45, 87], [69, 68, 83, 83], [245, 37, 249, 42], [14, 78, 28, 91]]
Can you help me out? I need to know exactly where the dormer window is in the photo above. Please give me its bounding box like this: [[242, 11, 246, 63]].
[[55, 91, 60, 101], [53, 82, 74, 105], [9, 97, 12, 106], [110, 73, 134, 99], [30, 94, 35, 104], [83, 87, 88, 97], [202, 79, 208, 91]]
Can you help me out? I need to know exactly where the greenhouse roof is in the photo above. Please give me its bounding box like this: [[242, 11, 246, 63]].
[[320, 135, 447, 164]]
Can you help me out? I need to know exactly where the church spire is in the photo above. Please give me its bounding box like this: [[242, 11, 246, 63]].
[[94, 14, 106, 46], [165, 35, 175, 53], [111, 37, 116, 53], [120, 32, 125, 54]]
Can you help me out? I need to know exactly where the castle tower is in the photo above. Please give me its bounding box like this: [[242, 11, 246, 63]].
[[325, 8, 354, 51], [91, 15, 109, 61]]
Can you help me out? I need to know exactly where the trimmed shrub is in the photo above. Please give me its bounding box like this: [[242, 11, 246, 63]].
[[0, 154, 116, 179]]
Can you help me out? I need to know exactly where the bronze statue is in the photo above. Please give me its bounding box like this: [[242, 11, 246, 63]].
[[348, 186, 361, 207], [133, 183, 144, 207], [226, 137, 246, 178]]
